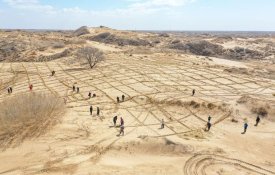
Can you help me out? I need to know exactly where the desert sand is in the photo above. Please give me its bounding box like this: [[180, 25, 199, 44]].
[[0, 27, 275, 175]]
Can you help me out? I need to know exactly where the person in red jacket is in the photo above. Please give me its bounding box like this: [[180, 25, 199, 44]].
[[29, 84, 33, 91]]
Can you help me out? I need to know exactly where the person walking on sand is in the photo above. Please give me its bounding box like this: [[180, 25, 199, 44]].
[[88, 91, 92, 99], [160, 119, 165, 129], [119, 124, 125, 136], [255, 115, 261, 127], [208, 115, 212, 122], [72, 85, 76, 92], [51, 70, 55, 76], [29, 84, 33, 91], [117, 96, 120, 103], [205, 121, 212, 131], [77, 87, 80, 93], [8, 87, 12, 94], [113, 116, 118, 127], [192, 89, 195, 96], [120, 117, 124, 126], [90, 106, 93, 115], [97, 107, 100, 116], [242, 122, 248, 134], [122, 95, 125, 102]]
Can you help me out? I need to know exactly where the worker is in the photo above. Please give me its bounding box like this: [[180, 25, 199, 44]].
[[97, 107, 100, 116], [242, 122, 248, 134], [29, 84, 33, 91], [192, 89, 195, 96], [122, 95, 125, 102], [113, 116, 118, 127], [160, 119, 165, 129], [255, 115, 261, 127]]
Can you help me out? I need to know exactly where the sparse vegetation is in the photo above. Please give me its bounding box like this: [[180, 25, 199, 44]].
[[237, 95, 273, 117], [89, 32, 151, 46], [159, 33, 170, 37], [171, 39, 181, 44], [169, 39, 267, 60], [73, 26, 90, 36], [0, 93, 65, 149], [77, 46, 104, 69], [52, 41, 65, 49], [37, 49, 71, 62], [224, 46, 265, 60]]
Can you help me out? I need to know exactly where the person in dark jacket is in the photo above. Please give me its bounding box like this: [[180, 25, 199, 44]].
[[205, 121, 212, 131], [192, 89, 195, 96], [97, 107, 100, 116], [113, 116, 118, 127], [255, 115, 260, 127], [208, 115, 212, 122]]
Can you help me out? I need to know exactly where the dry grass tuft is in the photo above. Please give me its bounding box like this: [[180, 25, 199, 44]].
[[0, 92, 65, 150], [146, 97, 223, 111], [237, 95, 272, 117]]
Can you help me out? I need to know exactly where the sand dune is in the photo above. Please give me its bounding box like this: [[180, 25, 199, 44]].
[[0, 28, 274, 175]]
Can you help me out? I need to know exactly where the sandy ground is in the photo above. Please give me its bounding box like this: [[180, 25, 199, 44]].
[[0, 51, 275, 175]]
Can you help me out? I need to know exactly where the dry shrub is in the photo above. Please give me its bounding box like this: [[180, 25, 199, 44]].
[[146, 97, 227, 111], [251, 107, 268, 116], [77, 47, 104, 69], [237, 95, 273, 117], [0, 92, 65, 150], [207, 103, 216, 109], [89, 32, 151, 46], [190, 100, 200, 108], [37, 49, 71, 62], [52, 41, 65, 49]]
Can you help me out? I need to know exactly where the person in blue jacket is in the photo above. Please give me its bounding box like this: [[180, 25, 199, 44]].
[[242, 122, 248, 134]]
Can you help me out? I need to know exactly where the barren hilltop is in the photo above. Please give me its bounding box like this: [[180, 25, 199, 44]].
[[0, 26, 275, 175]]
